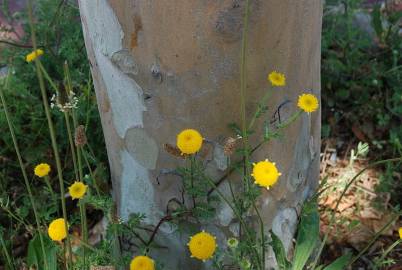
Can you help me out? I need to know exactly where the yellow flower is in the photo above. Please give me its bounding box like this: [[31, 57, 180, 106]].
[[26, 49, 44, 62], [68, 181, 88, 200], [188, 231, 217, 261], [297, 93, 319, 113], [399, 227, 402, 239], [176, 129, 203, 154], [48, 218, 67, 241], [252, 160, 281, 189], [34, 163, 51, 178], [268, 71, 286, 86], [130, 256, 155, 270]]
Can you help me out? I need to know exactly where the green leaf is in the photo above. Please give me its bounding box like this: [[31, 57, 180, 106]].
[[27, 233, 58, 270], [271, 231, 291, 270], [371, 4, 383, 40], [292, 199, 319, 270], [323, 252, 352, 270]]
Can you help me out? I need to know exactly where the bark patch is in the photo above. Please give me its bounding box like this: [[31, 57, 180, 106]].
[[125, 127, 158, 170], [130, 14, 142, 48]]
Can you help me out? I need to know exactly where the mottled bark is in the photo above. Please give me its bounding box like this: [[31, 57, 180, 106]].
[[78, 0, 322, 269]]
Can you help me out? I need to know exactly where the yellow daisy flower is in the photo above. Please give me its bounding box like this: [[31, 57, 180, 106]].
[[252, 160, 281, 189], [26, 49, 44, 62], [399, 227, 402, 239], [188, 231, 217, 261], [176, 129, 203, 155], [297, 93, 319, 113], [130, 255, 155, 270], [48, 218, 67, 241], [268, 71, 286, 87], [68, 181, 88, 200], [34, 163, 51, 178]]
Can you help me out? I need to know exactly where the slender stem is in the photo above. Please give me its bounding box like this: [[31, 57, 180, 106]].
[[208, 110, 303, 196], [239, 3, 263, 268], [248, 90, 273, 131], [204, 175, 262, 269], [43, 176, 55, 195], [38, 62, 59, 92], [82, 148, 101, 196], [146, 215, 173, 247], [377, 239, 402, 265], [27, 1, 73, 266], [79, 201, 88, 269], [311, 157, 402, 269], [226, 158, 236, 202], [348, 213, 400, 267], [0, 39, 33, 48], [2, 207, 30, 228], [44, 175, 59, 215], [253, 203, 265, 269], [77, 146, 84, 182], [108, 204, 122, 269], [0, 230, 14, 270], [64, 111, 79, 180], [189, 156, 196, 208], [0, 71, 48, 270], [240, 0, 251, 192]]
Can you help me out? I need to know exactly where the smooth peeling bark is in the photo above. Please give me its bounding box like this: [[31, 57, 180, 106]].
[[78, 0, 322, 268]]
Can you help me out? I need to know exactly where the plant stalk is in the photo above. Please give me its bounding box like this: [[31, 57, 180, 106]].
[[311, 157, 402, 269], [27, 1, 73, 266], [0, 70, 48, 270]]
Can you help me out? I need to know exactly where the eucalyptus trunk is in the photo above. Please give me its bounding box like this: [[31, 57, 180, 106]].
[[78, 0, 322, 269]]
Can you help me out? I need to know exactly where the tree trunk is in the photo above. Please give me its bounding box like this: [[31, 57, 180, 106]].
[[78, 0, 322, 268]]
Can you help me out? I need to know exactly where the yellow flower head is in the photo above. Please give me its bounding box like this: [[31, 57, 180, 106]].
[[176, 129, 203, 155], [48, 218, 67, 241], [399, 227, 402, 239], [26, 49, 44, 62], [130, 255, 155, 270], [297, 93, 319, 113], [68, 181, 88, 200], [188, 231, 217, 261], [252, 160, 281, 189], [34, 163, 51, 178], [268, 71, 286, 87]]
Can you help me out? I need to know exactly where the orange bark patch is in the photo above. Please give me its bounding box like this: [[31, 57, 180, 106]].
[[130, 15, 142, 49]]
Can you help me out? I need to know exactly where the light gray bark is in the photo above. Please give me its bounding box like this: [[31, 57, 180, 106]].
[[78, 0, 322, 269]]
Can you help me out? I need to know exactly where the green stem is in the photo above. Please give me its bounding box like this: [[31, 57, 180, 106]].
[[348, 213, 400, 267], [44, 175, 59, 215], [2, 207, 30, 228], [311, 157, 402, 269], [65, 111, 79, 180], [0, 230, 14, 270], [239, 0, 251, 192], [226, 158, 236, 202], [27, 1, 73, 266], [189, 156, 196, 209], [0, 70, 48, 270], [77, 145, 84, 182], [377, 239, 402, 265], [253, 203, 265, 269], [38, 62, 80, 182], [204, 176, 262, 269], [248, 90, 273, 131], [239, 2, 263, 269], [82, 148, 101, 196], [79, 200, 88, 269]]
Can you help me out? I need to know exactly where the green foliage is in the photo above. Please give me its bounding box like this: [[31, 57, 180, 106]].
[[271, 231, 291, 270], [292, 200, 319, 270], [322, 252, 352, 270], [321, 0, 402, 203], [0, 0, 107, 191], [27, 233, 58, 270]]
